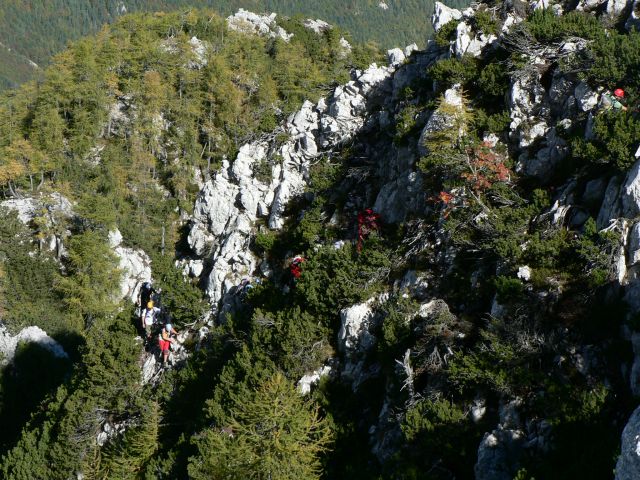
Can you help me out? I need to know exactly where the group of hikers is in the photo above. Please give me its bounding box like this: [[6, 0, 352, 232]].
[[136, 208, 383, 364], [138, 282, 179, 366]]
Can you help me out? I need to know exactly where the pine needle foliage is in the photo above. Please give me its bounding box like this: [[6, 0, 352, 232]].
[[188, 372, 331, 480]]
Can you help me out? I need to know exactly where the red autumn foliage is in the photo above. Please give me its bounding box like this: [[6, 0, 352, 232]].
[[357, 208, 380, 251], [461, 143, 511, 193]]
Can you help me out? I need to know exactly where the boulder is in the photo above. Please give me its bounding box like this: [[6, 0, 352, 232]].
[[453, 21, 497, 57], [517, 266, 532, 281], [141, 352, 158, 384], [338, 301, 379, 353], [432, 2, 462, 32], [517, 127, 567, 179], [187, 223, 215, 257], [226, 9, 293, 42], [616, 405, 640, 480], [508, 63, 545, 146], [106, 97, 133, 137], [337, 299, 384, 389], [404, 43, 419, 57], [472, 398, 487, 423], [574, 82, 599, 112], [374, 170, 424, 224], [582, 177, 608, 207], [628, 222, 640, 265], [387, 48, 405, 67], [395, 270, 430, 299]]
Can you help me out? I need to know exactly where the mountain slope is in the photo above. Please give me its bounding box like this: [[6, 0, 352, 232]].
[[0, 0, 469, 90], [1, 2, 640, 479]]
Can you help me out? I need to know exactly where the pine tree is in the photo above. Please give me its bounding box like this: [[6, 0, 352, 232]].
[[188, 372, 332, 480], [97, 401, 161, 479]]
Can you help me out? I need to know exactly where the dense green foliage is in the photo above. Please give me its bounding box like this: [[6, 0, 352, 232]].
[[0, 8, 371, 478], [0, 3, 639, 480], [0, 0, 471, 90]]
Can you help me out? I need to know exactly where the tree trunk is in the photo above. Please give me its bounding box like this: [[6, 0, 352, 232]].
[[161, 225, 165, 256], [8, 181, 19, 198], [29, 174, 34, 191], [37, 172, 44, 190], [56, 235, 62, 261]]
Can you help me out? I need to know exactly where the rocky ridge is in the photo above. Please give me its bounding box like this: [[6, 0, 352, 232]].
[[182, 62, 396, 317], [173, 1, 640, 476]]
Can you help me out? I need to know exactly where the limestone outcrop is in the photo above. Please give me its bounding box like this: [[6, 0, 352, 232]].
[[108, 229, 152, 304], [185, 63, 395, 315], [0, 325, 68, 364]]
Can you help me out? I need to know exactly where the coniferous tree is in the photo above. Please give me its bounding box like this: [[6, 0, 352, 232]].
[[188, 372, 331, 480]]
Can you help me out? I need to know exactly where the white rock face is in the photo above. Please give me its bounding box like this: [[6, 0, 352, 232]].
[[622, 161, 640, 218], [387, 48, 405, 67], [109, 229, 152, 303], [628, 223, 640, 266], [432, 2, 462, 32], [509, 63, 545, 145], [517, 266, 532, 281], [227, 9, 293, 42], [404, 43, 419, 57], [297, 365, 332, 394], [616, 406, 640, 480], [574, 82, 599, 112], [176, 258, 204, 278], [337, 299, 383, 389], [2, 193, 70, 224], [303, 19, 331, 33], [338, 302, 378, 353], [186, 64, 393, 315], [0, 325, 68, 364], [607, 0, 632, 16], [1, 193, 74, 256], [597, 176, 622, 229], [576, 0, 606, 10], [453, 21, 497, 58], [141, 351, 158, 384], [517, 127, 567, 179]]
